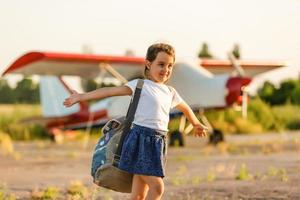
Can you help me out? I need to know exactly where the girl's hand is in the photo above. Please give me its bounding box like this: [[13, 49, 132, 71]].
[[193, 124, 208, 137], [63, 90, 81, 107]]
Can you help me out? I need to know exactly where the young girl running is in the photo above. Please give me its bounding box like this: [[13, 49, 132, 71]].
[[63, 43, 208, 200]]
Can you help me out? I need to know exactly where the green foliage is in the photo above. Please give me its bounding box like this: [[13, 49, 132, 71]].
[[0, 104, 47, 140], [81, 79, 98, 92], [272, 105, 300, 130], [42, 186, 60, 200], [236, 163, 251, 180], [198, 42, 213, 58], [0, 79, 15, 103], [14, 77, 39, 104], [67, 180, 88, 199], [231, 44, 241, 59], [206, 169, 216, 182], [234, 118, 263, 134], [247, 98, 277, 130], [0, 184, 16, 200], [0, 132, 14, 156], [258, 79, 299, 106], [291, 85, 300, 105], [200, 97, 300, 134], [0, 77, 39, 104], [257, 81, 276, 104], [267, 167, 288, 182]]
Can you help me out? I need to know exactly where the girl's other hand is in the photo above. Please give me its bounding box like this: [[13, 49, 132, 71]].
[[63, 90, 81, 107], [193, 124, 208, 137]]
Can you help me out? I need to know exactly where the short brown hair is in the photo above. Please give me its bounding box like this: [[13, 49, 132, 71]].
[[144, 43, 175, 78]]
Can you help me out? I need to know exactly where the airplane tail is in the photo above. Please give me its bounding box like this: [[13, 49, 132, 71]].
[[39, 76, 82, 117]]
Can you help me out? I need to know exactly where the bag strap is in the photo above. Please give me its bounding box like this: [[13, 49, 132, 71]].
[[113, 79, 144, 166]]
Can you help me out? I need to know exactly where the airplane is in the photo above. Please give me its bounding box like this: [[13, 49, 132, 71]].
[[1, 51, 253, 143]]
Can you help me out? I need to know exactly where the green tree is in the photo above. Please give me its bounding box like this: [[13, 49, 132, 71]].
[[258, 79, 299, 105], [198, 42, 213, 58], [291, 85, 300, 105], [231, 44, 241, 59], [14, 77, 39, 103], [81, 79, 98, 92], [257, 81, 276, 104], [272, 80, 297, 105], [0, 79, 15, 103]]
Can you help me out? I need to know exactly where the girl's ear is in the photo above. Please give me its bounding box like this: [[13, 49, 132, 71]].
[[145, 60, 151, 69]]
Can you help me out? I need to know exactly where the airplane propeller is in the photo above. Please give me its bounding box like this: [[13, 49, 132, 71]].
[[227, 52, 249, 118]]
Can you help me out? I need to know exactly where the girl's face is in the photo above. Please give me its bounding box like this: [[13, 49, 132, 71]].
[[146, 52, 174, 83]]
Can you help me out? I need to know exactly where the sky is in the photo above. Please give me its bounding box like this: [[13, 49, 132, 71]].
[[1, 0, 300, 87]]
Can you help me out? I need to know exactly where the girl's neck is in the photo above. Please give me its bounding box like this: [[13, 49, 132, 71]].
[[146, 78, 165, 85]]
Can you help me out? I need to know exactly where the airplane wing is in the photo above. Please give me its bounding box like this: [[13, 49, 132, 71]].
[[201, 59, 286, 77], [2, 51, 145, 79]]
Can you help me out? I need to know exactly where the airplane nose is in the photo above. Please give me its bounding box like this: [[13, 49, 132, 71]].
[[225, 77, 252, 106]]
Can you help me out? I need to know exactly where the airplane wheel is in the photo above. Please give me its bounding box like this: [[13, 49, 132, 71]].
[[49, 128, 64, 144], [169, 130, 185, 147], [208, 129, 224, 145]]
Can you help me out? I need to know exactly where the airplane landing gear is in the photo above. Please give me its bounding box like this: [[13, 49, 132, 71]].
[[208, 129, 224, 145], [169, 130, 185, 147]]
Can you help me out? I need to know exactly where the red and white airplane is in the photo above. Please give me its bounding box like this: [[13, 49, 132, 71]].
[[2, 51, 253, 137]]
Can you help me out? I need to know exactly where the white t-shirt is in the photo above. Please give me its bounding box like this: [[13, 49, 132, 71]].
[[125, 79, 183, 131]]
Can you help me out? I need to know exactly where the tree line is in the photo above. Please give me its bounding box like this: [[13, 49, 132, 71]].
[[0, 78, 39, 104], [257, 78, 300, 106], [0, 77, 114, 104]]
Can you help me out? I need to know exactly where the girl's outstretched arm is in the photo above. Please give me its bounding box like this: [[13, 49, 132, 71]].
[[63, 86, 132, 107], [175, 101, 208, 137]]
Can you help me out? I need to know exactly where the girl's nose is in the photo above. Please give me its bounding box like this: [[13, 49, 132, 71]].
[[162, 66, 168, 72]]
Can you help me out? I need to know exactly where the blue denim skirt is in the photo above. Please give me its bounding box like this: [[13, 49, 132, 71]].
[[118, 124, 167, 178]]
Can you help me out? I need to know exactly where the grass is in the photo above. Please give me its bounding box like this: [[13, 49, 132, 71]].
[[30, 181, 93, 200], [173, 155, 196, 162], [206, 169, 216, 182], [267, 166, 289, 182], [67, 180, 88, 199], [1, 103, 300, 142], [0, 183, 16, 200], [0, 104, 47, 140], [31, 186, 60, 200], [0, 132, 14, 156], [235, 163, 251, 180]]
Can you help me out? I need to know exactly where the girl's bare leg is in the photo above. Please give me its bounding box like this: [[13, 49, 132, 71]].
[[139, 175, 164, 200], [131, 174, 149, 200]]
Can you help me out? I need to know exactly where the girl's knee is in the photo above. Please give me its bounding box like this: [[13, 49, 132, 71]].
[[130, 193, 147, 200], [139, 175, 164, 196], [150, 182, 164, 196]]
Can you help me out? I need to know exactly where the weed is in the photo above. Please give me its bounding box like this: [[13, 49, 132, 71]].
[[170, 177, 185, 186], [0, 184, 16, 200], [42, 186, 60, 200], [236, 163, 251, 180], [0, 132, 14, 156], [278, 168, 288, 182], [191, 176, 202, 185], [267, 166, 279, 177], [67, 180, 88, 199], [206, 169, 216, 182]]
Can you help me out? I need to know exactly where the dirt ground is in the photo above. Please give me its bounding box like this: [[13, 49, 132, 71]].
[[1, 131, 300, 200]]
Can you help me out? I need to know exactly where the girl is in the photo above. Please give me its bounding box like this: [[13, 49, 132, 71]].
[[63, 43, 208, 200]]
